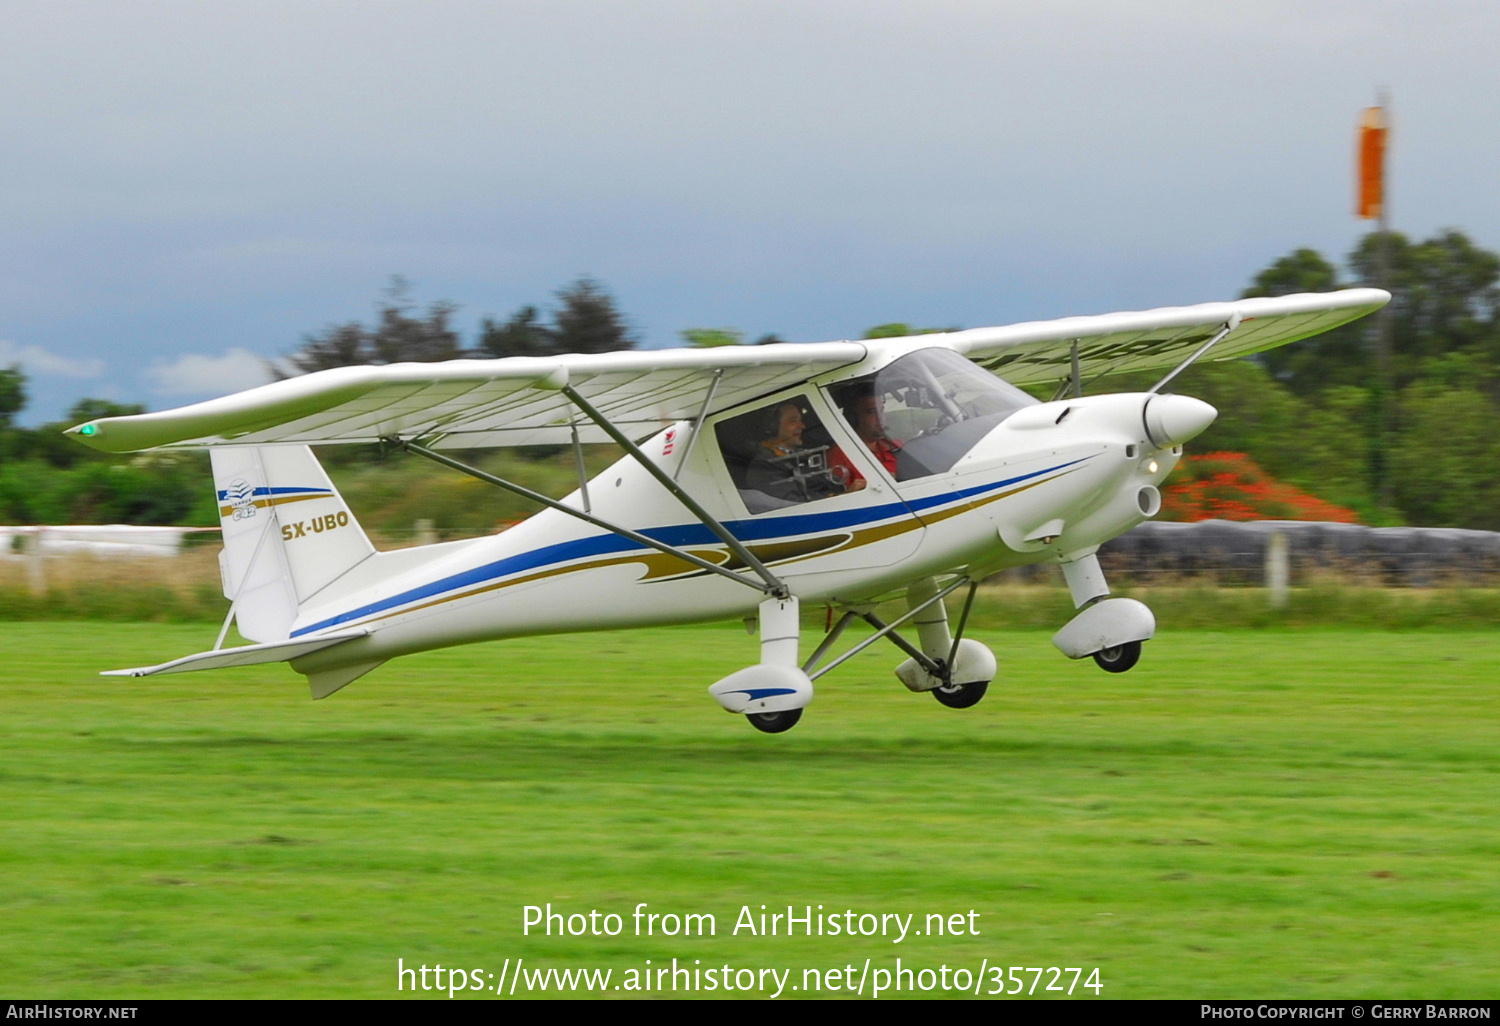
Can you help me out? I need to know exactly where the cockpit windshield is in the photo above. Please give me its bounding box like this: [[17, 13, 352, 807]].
[[824, 348, 1039, 480]]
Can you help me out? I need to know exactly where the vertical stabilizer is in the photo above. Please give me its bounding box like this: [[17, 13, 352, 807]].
[[211, 446, 375, 642]]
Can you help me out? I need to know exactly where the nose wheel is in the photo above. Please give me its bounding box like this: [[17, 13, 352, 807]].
[[746, 708, 803, 733], [1092, 640, 1142, 673]]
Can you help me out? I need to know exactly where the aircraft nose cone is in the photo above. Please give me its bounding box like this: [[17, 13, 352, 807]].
[[1143, 394, 1217, 448]]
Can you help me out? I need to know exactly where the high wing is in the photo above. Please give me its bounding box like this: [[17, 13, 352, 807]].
[[942, 288, 1389, 387], [66, 289, 1386, 453], [66, 343, 868, 452]]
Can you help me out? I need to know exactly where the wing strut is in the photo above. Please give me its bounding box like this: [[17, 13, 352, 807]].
[[569, 423, 592, 513], [672, 369, 722, 483], [1148, 313, 1242, 394], [1048, 340, 1086, 402], [393, 439, 779, 596], [559, 384, 789, 599]]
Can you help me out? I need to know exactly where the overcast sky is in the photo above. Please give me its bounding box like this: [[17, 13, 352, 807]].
[[2, 0, 1496, 423]]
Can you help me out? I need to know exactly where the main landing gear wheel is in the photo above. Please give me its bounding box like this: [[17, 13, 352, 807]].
[[1092, 640, 1142, 673], [746, 708, 803, 734], [931, 679, 989, 709]]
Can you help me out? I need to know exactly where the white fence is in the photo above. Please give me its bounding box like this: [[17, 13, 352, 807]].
[[1, 525, 215, 558]]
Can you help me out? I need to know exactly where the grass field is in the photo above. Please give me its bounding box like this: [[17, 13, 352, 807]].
[[2, 621, 1497, 1000]]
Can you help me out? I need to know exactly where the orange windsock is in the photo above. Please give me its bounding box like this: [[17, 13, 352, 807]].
[[1356, 106, 1388, 220]]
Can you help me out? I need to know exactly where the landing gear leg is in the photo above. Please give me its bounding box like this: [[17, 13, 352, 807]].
[[708, 594, 814, 733], [1060, 550, 1110, 609]]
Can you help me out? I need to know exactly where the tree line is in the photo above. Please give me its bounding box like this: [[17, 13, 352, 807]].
[[1174, 229, 1500, 529], [279, 276, 638, 372], [3, 230, 1499, 530]]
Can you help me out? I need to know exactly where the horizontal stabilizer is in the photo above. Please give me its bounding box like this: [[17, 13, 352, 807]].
[[102, 630, 368, 678]]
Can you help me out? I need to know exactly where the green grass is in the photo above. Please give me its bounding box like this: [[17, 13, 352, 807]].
[[2, 622, 1498, 999]]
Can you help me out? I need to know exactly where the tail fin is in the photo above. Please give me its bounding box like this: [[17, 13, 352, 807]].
[[211, 446, 375, 642]]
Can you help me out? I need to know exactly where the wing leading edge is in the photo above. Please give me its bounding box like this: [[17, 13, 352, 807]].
[[67, 289, 1386, 454]]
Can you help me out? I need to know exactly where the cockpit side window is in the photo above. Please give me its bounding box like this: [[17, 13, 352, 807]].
[[826, 349, 1039, 479], [715, 395, 866, 514]]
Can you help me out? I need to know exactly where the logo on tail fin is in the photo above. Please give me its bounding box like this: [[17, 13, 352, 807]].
[[225, 478, 258, 520]]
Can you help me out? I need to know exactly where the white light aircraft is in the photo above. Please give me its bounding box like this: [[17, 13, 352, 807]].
[[68, 289, 1387, 732]]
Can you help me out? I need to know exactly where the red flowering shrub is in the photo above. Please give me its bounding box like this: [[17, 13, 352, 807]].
[[1159, 452, 1360, 523]]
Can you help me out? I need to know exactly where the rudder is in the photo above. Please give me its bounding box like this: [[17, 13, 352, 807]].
[[211, 446, 375, 642]]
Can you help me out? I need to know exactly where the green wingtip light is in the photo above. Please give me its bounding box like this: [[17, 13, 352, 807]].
[[78, 424, 98, 436]]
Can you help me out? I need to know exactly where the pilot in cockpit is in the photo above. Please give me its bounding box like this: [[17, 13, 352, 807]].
[[744, 401, 866, 503]]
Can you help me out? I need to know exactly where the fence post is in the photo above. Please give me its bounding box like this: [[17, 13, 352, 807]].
[[1266, 529, 1289, 609], [414, 519, 437, 547], [25, 528, 47, 597]]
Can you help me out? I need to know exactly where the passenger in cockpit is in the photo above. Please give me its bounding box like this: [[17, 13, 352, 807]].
[[832, 387, 902, 480]]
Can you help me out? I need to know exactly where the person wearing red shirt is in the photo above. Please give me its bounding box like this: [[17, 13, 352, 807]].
[[830, 392, 902, 483]]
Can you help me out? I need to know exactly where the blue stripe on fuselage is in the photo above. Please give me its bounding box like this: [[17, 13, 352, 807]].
[[290, 457, 1093, 637]]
